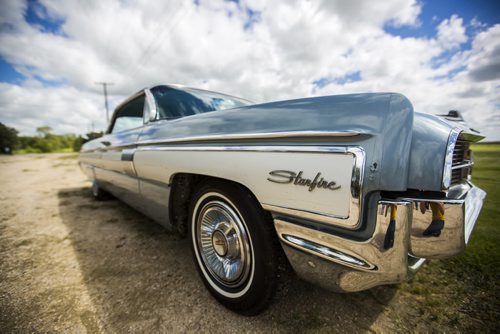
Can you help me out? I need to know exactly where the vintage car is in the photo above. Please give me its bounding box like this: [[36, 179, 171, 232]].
[[79, 84, 486, 315]]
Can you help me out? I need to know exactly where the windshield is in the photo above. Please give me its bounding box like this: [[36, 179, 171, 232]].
[[151, 85, 252, 120]]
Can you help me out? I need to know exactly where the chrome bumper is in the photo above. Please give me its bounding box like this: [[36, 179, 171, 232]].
[[274, 182, 486, 292], [404, 183, 486, 259]]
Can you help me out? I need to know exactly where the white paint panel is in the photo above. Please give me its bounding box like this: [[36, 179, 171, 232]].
[[134, 150, 354, 218]]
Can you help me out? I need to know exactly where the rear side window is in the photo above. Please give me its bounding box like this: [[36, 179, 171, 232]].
[[111, 95, 145, 133]]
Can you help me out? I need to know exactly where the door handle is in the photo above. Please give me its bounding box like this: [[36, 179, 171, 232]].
[[101, 141, 111, 147]]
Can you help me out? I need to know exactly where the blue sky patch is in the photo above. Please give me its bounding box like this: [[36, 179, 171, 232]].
[[0, 58, 23, 84], [0, 60, 64, 86], [243, 8, 261, 30], [313, 71, 362, 89], [25, 0, 65, 35], [385, 0, 499, 40], [433, 65, 467, 81]]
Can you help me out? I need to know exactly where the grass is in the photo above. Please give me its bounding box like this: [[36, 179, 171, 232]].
[[399, 143, 500, 331], [14, 148, 75, 154], [459, 143, 500, 272], [471, 142, 500, 153]]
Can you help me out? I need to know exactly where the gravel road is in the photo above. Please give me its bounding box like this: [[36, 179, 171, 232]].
[[0, 154, 449, 333]]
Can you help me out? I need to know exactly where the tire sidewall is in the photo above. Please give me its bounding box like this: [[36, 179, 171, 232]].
[[188, 181, 277, 312], [191, 191, 256, 299]]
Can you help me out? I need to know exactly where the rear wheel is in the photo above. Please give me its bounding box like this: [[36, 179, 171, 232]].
[[189, 180, 279, 315]]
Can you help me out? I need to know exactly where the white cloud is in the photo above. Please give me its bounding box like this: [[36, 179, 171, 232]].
[[467, 25, 500, 82], [0, 0, 26, 26], [436, 14, 467, 49], [0, 82, 111, 135], [470, 17, 487, 30], [0, 0, 498, 141]]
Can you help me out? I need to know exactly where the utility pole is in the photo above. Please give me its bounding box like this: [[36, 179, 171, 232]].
[[95, 82, 114, 123]]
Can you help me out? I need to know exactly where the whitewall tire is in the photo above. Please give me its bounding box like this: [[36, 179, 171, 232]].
[[189, 180, 280, 315]]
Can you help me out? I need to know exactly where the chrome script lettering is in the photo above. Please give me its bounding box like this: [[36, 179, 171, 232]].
[[267, 170, 341, 191]]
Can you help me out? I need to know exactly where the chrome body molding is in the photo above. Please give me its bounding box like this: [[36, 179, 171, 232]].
[[136, 145, 366, 229], [282, 234, 373, 269], [262, 203, 362, 229], [134, 130, 362, 147], [136, 144, 359, 153], [274, 200, 412, 292]]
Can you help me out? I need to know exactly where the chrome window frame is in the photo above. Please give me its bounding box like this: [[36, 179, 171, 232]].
[[143, 88, 158, 124], [107, 90, 147, 135]]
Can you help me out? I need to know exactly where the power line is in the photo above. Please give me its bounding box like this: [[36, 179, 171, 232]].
[[127, 3, 187, 80], [95, 82, 114, 123]]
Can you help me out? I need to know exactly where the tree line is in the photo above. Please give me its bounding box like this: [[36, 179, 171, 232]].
[[0, 122, 103, 154]]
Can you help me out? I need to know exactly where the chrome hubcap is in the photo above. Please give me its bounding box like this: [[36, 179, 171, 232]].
[[212, 230, 228, 256], [197, 200, 252, 287]]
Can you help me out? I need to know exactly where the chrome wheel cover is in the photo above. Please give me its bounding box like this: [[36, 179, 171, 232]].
[[196, 199, 252, 288]]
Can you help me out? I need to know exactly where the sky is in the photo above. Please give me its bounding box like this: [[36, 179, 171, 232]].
[[0, 0, 499, 141]]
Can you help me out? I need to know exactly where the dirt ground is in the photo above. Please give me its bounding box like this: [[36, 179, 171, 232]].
[[0, 154, 493, 333]]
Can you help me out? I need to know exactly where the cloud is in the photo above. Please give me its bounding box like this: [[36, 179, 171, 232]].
[[467, 25, 500, 82], [0, 0, 498, 141], [0, 81, 111, 135], [436, 14, 467, 49], [0, 0, 26, 26]]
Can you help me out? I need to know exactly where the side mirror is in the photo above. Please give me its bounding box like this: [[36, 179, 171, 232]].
[[143, 89, 157, 124]]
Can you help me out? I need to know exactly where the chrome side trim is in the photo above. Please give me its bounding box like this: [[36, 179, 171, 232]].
[[274, 199, 412, 292], [442, 128, 461, 190], [350, 146, 365, 199], [136, 145, 366, 229], [262, 204, 350, 223], [282, 234, 373, 269], [136, 130, 361, 146], [138, 145, 353, 153]]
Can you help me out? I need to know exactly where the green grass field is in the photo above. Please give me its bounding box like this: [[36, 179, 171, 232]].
[[452, 143, 500, 277], [399, 143, 500, 331]]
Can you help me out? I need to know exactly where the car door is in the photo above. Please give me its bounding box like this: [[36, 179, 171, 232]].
[[95, 92, 146, 195]]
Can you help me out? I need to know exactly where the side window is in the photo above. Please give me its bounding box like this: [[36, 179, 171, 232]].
[[111, 95, 145, 134]]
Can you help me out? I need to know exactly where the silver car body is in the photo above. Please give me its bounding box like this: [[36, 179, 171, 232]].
[[79, 85, 486, 292]]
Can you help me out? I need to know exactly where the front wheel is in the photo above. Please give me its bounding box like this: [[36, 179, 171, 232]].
[[189, 180, 280, 315]]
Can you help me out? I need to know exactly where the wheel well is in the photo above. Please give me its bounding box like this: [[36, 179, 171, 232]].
[[169, 173, 269, 237]]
